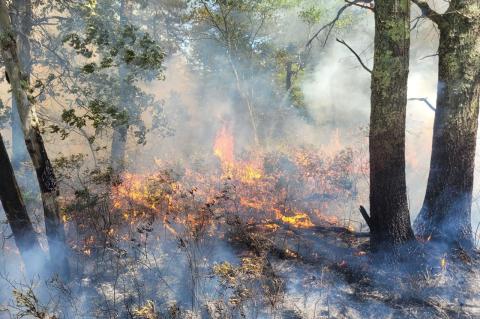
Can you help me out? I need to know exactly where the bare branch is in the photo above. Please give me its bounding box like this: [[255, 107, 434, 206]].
[[345, 0, 374, 11], [336, 38, 372, 74], [419, 53, 439, 60], [306, 4, 348, 48], [411, 0, 445, 26], [408, 97, 436, 111], [306, 0, 374, 48]]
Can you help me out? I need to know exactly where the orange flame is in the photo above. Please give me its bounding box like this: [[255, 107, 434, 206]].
[[213, 123, 234, 164], [101, 126, 360, 242]]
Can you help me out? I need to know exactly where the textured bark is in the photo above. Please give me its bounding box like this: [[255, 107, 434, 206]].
[[11, 98, 29, 168], [0, 132, 44, 274], [0, 0, 69, 277], [415, 1, 480, 248], [10, 0, 32, 169], [368, 0, 415, 250]]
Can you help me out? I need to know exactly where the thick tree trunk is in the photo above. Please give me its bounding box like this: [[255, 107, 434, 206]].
[[0, 0, 69, 277], [0, 132, 45, 275], [414, 2, 480, 248], [368, 0, 415, 250]]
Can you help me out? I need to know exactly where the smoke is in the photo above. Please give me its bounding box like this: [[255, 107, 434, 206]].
[[1, 0, 480, 317], [130, 0, 459, 231]]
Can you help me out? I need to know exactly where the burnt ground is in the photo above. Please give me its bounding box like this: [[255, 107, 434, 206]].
[[226, 219, 480, 319]]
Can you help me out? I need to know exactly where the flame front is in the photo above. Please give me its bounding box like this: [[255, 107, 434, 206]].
[[101, 125, 360, 242]]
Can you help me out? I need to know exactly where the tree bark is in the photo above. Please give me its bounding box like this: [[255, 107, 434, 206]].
[[10, 0, 32, 169], [368, 0, 415, 250], [414, 1, 480, 248], [11, 98, 29, 168], [0, 0, 69, 277], [0, 132, 45, 275]]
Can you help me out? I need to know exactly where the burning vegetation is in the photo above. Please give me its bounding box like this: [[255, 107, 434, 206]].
[[1, 0, 480, 318]]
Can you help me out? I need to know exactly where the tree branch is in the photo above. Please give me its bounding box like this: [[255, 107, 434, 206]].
[[345, 0, 374, 11], [359, 206, 373, 231], [408, 97, 436, 111], [306, 0, 374, 48], [411, 0, 445, 26], [336, 38, 372, 74]]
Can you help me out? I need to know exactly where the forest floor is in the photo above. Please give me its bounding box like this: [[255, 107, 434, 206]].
[[222, 219, 480, 319], [3, 151, 480, 318], [2, 210, 480, 319]]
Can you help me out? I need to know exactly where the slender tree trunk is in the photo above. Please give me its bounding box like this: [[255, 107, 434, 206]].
[[228, 54, 259, 145], [111, 123, 128, 173], [0, 0, 69, 277], [285, 61, 292, 91], [414, 2, 480, 248], [11, 98, 28, 168], [110, 0, 129, 175], [367, 0, 415, 250], [0, 132, 45, 275], [10, 0, 31, 169]]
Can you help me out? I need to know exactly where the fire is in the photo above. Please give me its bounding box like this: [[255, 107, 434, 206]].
[[97, 125, 359, 248], [241, 165, 263, 182], [278, 212, 314, 228], [213, 123, 264, 183], [112, 172, 179, 213], [213, 123, 234, 164]]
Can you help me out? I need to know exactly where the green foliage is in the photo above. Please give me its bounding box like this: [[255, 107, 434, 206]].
[[187, 0, 300, 66], [185, 0, 352, 116], [49, 99, 129, 140], [63, 23, 165, 80], [51, 0, 170, 151], [299, 5, 325, 26]]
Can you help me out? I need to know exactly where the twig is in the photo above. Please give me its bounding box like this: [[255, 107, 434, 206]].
[[408, 97, 436, 111], [306, 0, 373, 48], [336, 38, 372, 74], [419, 53, 439, 60]]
